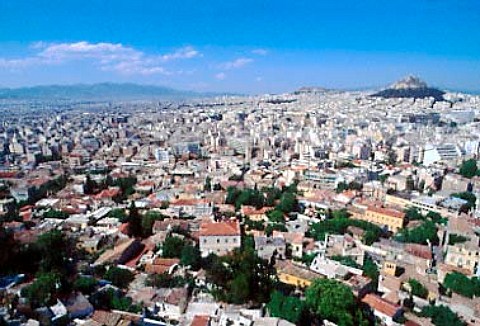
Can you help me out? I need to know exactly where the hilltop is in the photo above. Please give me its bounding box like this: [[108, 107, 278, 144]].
[[371, 76, 445, 101]]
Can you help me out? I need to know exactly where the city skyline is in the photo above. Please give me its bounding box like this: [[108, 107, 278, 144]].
[[1, 0, 479, 94]]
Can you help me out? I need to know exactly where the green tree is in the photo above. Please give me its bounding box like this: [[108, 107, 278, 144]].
[[84, 175, 97, 195], [459, 159, 478, 179], [267, 209, 285, 223], [363, 255, 380, 289], [36, 230, 74, 276], [22, 272, 60, 308], [426, 211, 446, 225], [74, 276, 97, 295], [420, 305, 466, 326], [336, 182, 349, 194], [109, 208, 128, 222], [443, 272, 480, 298], [418, 179, 426, 193], [43, 209, 69, 219], [395, 220, 439, 245], [305, 279, 356, 326], [378, 174, 388, 184], [113, 177, 137, 197], [405, 207, 424, 221], [204, 242, 275, 304], [127, 202, 142, 237], [452, 192, 477, 212], [146, 274, 192, 288], [267, 291, 309, 324], [104, 267, 134, 289], [0, 227, 16, 275], [180, 244, 201, 270], [92, 288, 141, 313], [408, 278, 428, 299], [226, 187, 240, 205], [277, 192, 297, 213], [162, 236, 186, 258], [264, 187, 282, 206], [448, 234, 469, 245], [141, 210, 166, 237], [265, 223, 287, 236], [229, 274, 250, 304], [331, 256, 361, 269], [205, 176, 212, 191], [406, 176, 415, 191]]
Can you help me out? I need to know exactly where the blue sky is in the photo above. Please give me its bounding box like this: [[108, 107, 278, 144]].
[[0, 0, 479, 93]]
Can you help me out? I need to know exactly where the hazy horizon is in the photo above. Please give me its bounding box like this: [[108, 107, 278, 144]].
[[1, 0, 479, 94]]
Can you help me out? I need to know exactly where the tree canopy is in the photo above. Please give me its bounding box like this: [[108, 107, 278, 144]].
[[408, 278, 428, 299], [458, 159, 479, 179], [267, 291, 309, 324], [36, 230, 75, 276], [395, 220, 439, 245], [363, 255, 380, 289], [305, 278, 367, 326], [448, 233, 469, 246], [74, 276, 98, 295], [451, 192, 476, 212], [443, 272, 480, 298], [204, 244, 275, 304], [104, 266, 134, 289], [420, 305, 466, 326], [21, 272, 61, 308], [162, 236, 186, 258], [180, 244, 201, 270]]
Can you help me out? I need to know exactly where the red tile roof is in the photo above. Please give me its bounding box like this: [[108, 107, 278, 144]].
[[199, 220, 240, 237], [362, 294, 401, 317], [405, 244, 432, 260], [170, 198, 209, 206], [94, 187, 121, 199], [124, 242, 154, 268], [0, 171, 18, 178], [241, 205, 273, 216], [145, 258, 180, 274], [191, 315, 210, 326]]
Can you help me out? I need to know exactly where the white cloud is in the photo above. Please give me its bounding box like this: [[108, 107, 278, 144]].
[[252, 49, 268, 56], [219, 57, 253, 70], [215, 72, 227, 80], [0, 41, 200, 75], [160, 46, 200, 61]]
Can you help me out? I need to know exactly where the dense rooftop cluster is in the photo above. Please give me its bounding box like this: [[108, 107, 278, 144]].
[[1, 84, 480, 326]]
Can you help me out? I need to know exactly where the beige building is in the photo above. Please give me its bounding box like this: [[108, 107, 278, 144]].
[[445, 245, 480, 275]]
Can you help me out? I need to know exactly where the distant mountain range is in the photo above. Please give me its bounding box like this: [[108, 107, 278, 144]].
[[0, 83, 207, 100], [371, 76, 445, 101]]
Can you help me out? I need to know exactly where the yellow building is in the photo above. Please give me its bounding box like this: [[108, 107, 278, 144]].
[[382, 260, 398, 276], [275, 260, 323, 288], [350, 205, 405, 233]]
